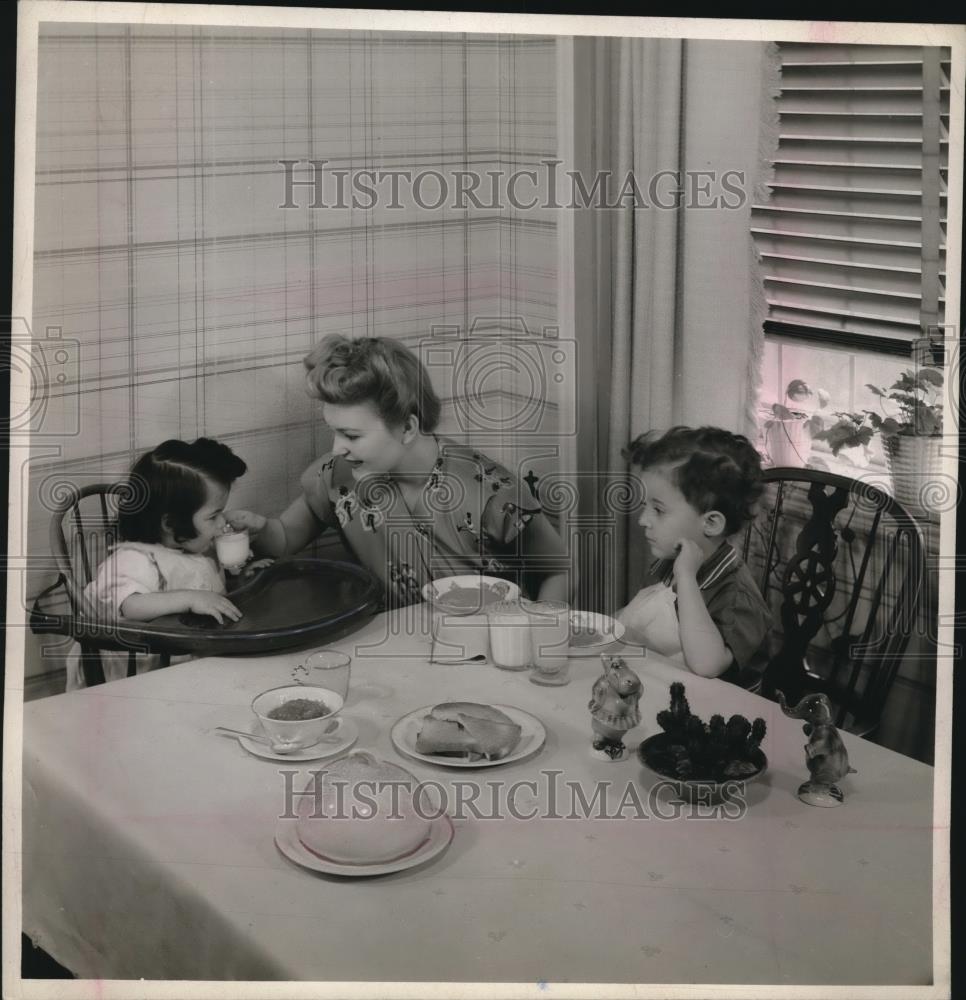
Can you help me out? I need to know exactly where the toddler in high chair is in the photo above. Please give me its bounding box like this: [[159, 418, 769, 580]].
[[65, 438, 249, 690], [616, 426, 772, 685]]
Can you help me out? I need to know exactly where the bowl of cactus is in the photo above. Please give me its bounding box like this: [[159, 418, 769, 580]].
[[637, 682, 768, 802]]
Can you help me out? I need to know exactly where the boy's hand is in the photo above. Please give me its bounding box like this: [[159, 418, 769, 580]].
[[672, 538, 704, 581], [224, 509, 267, 535], [187, 592, 243, 624]]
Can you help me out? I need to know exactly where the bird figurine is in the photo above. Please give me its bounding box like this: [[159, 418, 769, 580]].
[[777, 691, 857, 807], [588, 655, 643, 761]]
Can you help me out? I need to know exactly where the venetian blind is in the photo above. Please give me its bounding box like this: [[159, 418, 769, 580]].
[[751, 43, 950, 350]]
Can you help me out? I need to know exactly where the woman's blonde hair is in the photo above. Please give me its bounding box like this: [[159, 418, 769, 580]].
[[303, 335, 441, 432]]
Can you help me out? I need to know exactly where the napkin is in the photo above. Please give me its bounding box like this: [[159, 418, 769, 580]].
[[616, 583, 686, 660], [430, 612, 491, 664]]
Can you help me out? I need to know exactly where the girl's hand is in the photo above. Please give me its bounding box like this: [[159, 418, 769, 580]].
[[672, 538, 704, 581], [224, 509, 267, 535], [187, 592, 243, 624]]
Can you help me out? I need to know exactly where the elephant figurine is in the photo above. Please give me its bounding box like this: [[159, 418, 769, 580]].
[[777, 691, 857, 807], [588, 655, 643, 761]]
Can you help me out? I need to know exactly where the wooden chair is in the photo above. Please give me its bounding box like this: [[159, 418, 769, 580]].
[[38, 482, 168, 687], [741, 467, 927, 738]]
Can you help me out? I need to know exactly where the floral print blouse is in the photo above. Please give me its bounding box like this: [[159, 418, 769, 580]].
[[299, 438, 568, 607]]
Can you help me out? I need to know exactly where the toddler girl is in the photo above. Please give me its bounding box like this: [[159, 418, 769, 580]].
[[66, 438, 248, 690]]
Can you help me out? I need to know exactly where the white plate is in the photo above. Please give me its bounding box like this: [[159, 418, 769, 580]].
[[275, 812, 454, 877], [236, 718, 358, 762], [390, 704, 546, 769], [568, 611, 625, 656]]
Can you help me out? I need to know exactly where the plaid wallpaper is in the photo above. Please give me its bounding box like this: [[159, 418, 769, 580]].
[[27, 25, 560, 636]]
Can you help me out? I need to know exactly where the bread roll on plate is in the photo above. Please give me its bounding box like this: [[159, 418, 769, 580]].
[[415, 702, 522, 761]]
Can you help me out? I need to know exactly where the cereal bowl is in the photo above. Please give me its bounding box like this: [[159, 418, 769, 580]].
[[251, 684, 343, 751], [422, 575, 520, 616]]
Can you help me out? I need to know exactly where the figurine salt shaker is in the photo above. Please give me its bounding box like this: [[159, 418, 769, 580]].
[[777, 691, 857, 807], [588, 655, 643, 761]]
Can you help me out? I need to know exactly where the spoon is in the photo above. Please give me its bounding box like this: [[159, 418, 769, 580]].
[[213, 726, 335, 754]]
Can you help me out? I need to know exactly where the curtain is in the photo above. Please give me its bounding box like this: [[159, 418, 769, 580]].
[[607, 38, 686, 603], [575, 37, 777, 611]]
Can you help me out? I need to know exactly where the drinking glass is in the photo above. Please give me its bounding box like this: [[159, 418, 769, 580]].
[[523, 600, 571, 686], [294, 649, 352, 702], [487, 601, 532, 671]]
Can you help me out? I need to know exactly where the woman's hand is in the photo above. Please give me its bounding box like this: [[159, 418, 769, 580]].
[[186, 592, 243, 624], [224, 509, 268, 535], [239, 558, 275, 579]]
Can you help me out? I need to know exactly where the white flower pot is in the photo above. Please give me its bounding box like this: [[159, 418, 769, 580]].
[[884, 435, 944, 512], [765, 419, 812, 468]]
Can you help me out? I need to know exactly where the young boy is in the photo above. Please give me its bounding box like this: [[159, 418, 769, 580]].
[[617, 426, 772, 684]]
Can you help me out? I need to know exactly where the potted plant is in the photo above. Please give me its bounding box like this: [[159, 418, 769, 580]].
[[762, 379, 830, 467], [814, 368, 944, 509]]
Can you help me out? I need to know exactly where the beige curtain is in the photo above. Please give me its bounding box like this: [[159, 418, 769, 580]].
[[607, 38, 686, 602], [574, 37, 777, 611]]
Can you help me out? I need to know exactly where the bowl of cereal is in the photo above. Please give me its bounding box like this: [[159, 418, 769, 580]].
[[251, 684, 345, 751], [422, 575, 520, 616]]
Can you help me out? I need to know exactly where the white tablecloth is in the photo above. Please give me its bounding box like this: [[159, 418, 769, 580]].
[[22, 612, 934, 984]]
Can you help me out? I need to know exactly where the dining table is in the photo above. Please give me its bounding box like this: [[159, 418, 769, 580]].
[[20, 607, 936, 986]]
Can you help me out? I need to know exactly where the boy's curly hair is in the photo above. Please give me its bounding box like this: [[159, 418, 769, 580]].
[[622, 426, 764, 534]]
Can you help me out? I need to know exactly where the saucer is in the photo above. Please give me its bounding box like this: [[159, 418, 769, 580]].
[[236, 718, 358, 762], [275, 812, 454, 877]]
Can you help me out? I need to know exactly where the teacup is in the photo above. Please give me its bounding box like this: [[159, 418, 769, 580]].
[[215, 528, 251, 571], [251, 684, 344, 751]]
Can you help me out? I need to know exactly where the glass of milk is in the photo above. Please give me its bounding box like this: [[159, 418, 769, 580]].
[[214, 528, 251, 572], [487, 600, 532, 671]]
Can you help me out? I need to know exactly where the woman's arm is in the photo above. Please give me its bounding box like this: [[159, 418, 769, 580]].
[[120, 590, 242, 625], [227, 495, 325, 559], [523, 515, 577, 604]]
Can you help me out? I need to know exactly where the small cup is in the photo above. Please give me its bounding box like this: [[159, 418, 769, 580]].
[[251, 684, 344, 750], [487, 600, 532, 671], [295, 650, 351, 702], [523, 600, 571, 686], [215, 528, 251, 571]]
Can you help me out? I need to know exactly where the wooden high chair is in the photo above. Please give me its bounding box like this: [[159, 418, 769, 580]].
[[34, 482, 170, 687]]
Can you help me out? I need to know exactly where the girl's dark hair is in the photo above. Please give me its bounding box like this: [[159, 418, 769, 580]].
[[622, 425, 764, 534], [302, 334, 442, 432], [117, 438, 247, 544]]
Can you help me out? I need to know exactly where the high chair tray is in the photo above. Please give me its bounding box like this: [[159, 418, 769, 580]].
[[31, 558, 381, 657]]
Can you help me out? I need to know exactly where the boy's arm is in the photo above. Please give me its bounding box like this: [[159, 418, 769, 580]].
[[672, 540, 734, 678]]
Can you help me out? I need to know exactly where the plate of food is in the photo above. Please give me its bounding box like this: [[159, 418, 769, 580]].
[[390, 702, 546, 768], [568, 610, 625, 655], [421, 575, 520, 616]]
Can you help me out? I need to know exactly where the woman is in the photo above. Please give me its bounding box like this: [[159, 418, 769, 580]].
[[227, 335, 573, 608]]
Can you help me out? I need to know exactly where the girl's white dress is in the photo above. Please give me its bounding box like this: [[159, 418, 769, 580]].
[[65, 542, 226, 691]]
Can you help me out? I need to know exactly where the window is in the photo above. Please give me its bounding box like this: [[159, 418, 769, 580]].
[[752, 42, 951, 491], [752, 42, 949, 354]]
